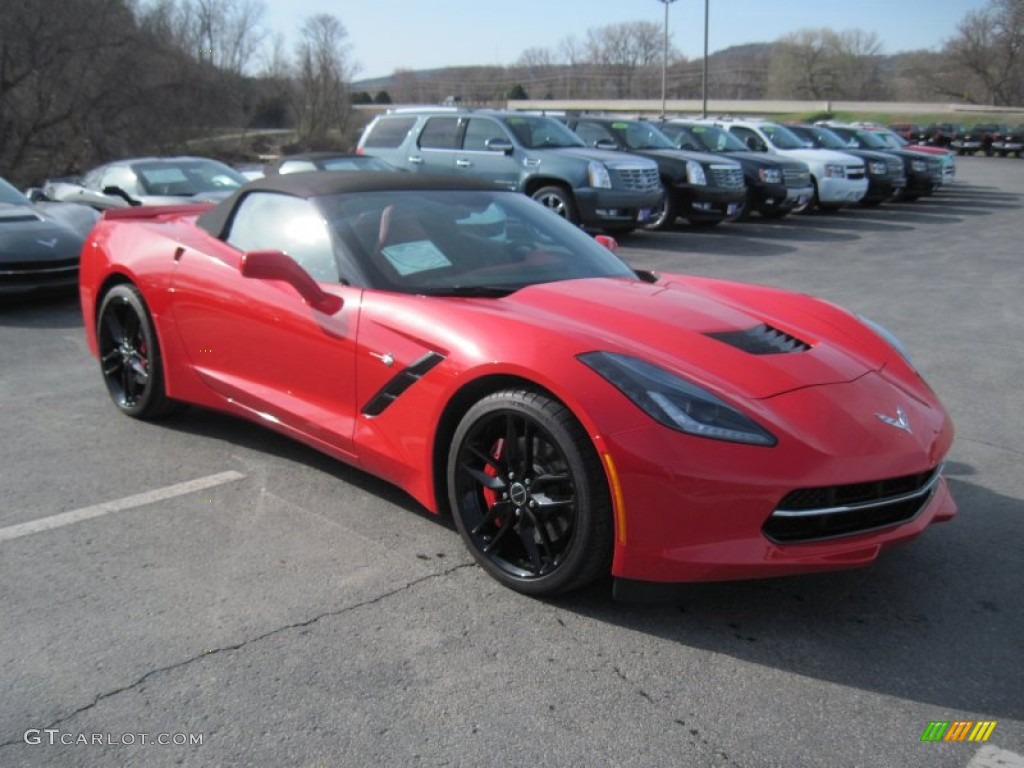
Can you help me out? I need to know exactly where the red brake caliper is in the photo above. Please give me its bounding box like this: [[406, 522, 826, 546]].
[[481, 438, 504, 527]]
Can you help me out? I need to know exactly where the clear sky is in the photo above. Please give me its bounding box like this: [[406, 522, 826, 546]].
[[263, 0, 990, 80]]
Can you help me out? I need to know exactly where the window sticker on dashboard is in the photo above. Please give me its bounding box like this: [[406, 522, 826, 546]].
[[380, 240, 452, 276]]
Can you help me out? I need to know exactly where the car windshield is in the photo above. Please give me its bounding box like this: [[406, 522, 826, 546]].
[[319, 189, 635, 295], [611, 121, 675, 150], [501, 115, 585, 149], [788, 125, 848, 150], [873, 130, 907, 148], [688, 124, 748, 152], [133, 160, 247, 196], [0, 177, 29, 205], [851, 129, 888, 149], [759, 124, 808, 150]]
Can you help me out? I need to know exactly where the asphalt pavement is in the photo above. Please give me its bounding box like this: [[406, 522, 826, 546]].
[[0, 157, 1021, 767]]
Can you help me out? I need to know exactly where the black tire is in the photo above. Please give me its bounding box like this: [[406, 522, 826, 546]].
[[758, 205, 791, 220], [447, 389, 613, 596], [793, 179, 818, 214], [531, 185, 579, 225], [641, 188, 677, 231], [97, 284, 176, 420], [734, 188, 756, 221]]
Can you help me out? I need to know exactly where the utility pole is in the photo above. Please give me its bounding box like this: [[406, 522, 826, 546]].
[[658, 0, 677, 118], [702, 0, 709, 118]]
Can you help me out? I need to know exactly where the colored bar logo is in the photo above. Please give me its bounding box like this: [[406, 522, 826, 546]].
[[920, 721, 997, 742]]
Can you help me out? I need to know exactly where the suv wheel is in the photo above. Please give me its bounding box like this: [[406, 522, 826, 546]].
[[531, 186, 579, 225]]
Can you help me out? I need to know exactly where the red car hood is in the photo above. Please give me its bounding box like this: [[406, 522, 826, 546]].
[[496, 275, 894, 401]]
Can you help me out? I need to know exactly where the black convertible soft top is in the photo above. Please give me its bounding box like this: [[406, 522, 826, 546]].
[[196, 171, 502, 238]]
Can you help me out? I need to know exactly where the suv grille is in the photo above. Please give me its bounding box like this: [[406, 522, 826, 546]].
[[613, 167, 660, 192], [846, 165, 865, 180], [763, 465, 942, 543], [782, 168, 811, 188], [709, 165, 745, 189], [886, 158, 904, 176]]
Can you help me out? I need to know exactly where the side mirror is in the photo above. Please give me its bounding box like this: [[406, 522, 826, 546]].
[[594, 234, 618, 252], [744, 136, 764, 152], [240, 250, 344, 315], [102, 185, 142, 207], [484, 137, 514, 154], [595, 138, 620, 151], [25, 188, 50, 202]]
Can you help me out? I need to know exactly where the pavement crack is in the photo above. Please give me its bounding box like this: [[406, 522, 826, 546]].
[[0, 561, 475, 749]]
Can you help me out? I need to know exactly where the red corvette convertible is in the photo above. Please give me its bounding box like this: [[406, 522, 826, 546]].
[[80, 173, 956, 598]]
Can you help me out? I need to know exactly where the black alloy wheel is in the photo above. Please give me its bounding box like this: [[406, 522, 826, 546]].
[[448, 389, 612, 596], [97, 284, 175, 419]]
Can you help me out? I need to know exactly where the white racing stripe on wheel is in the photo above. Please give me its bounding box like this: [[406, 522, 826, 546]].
[[0, 471, 246, 543]]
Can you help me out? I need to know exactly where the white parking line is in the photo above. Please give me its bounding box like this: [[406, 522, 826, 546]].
[[0, 471, 246, 544]]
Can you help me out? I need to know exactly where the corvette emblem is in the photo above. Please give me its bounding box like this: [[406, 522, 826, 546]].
[[876, 405, 912, 434], [36, 238, 58, 248]]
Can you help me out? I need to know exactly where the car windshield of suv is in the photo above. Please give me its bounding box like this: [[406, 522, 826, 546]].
[[321, 189, 635, 295], [760, 124, 808, 150], [788, 125, 849, 150], [873, 130, 907, 148], [848, 129, 888, 149], [611, 122, 675, 150], [680, 124, 747, 152], [501, 116, 585, 149], [133, 160, 247, 196]]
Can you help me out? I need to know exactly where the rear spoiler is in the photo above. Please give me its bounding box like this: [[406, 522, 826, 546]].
[[101, 202, 214, 221]]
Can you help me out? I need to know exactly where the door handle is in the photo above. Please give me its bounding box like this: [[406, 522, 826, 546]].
[[173, 246, 185, 261], [408, 156, 424, 164], [455, 158, 472, 167]]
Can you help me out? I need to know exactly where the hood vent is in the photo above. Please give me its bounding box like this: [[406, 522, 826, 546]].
[[706, 323, 811, 355]]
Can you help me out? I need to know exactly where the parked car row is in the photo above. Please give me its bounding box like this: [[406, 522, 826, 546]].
[[356, 109, 954, 233], [887, 120, 1023, 157]]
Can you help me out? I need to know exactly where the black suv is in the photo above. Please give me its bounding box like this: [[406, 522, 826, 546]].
[[786, 124, 906, 206], [919, 123, 966, 148], [656, 120, 814, 220], [952, 123, 1010, 156], [822, 124, 940, 201], [562, 116, 747, 230], [357, 109, 663, 234]]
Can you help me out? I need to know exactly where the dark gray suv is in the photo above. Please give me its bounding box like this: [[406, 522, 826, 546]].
[[357, 109, 663, 235]]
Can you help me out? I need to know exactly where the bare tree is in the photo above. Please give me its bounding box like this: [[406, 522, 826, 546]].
[[944, 0, 1024, 105], [767, 27, 889, 100], [293, 14, 358, 146]]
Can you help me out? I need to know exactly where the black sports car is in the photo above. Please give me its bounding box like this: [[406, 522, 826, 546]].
[[0, 177, 98, 297]]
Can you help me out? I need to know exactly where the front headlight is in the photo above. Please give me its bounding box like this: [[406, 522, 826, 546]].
[[758, 167, 782, 184], [824, 163, 846, 178], [578, 352, 777, 446], [869, 161, 887, 175], [686, 160, 707, 185], [588, 161, 612, 189], [855, 314, 912, 364], [911, 159, 927, 172]]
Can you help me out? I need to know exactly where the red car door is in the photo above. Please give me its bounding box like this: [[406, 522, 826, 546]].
[[168, 193, 361, 459]]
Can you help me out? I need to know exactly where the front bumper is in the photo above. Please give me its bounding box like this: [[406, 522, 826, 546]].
[[862, 175, 906, 203], [817, 176, 868, 205], [754, 182, 814, 213], [0, 262, 79, 296], [602, 371, 955, 586], [671, 185, 747, 219], [574, 187, 664, 228]]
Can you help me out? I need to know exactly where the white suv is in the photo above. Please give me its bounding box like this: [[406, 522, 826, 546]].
[[704, 119, 867, 211]]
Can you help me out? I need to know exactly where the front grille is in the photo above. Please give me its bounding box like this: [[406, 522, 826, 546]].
[[709, 165, 745, 189], [783, 168, 811, 188], [846, 165, 865, 180], [613, 166, 660, 192], [0, 257, 78, 277], [886, 158, 904, 176], [764, 466, 942, 543], [706, 323, 811, 355]]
